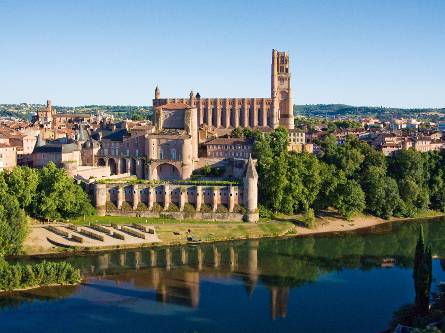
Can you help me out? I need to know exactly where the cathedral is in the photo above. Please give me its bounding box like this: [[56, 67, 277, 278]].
[[152, 49, 295, 136]]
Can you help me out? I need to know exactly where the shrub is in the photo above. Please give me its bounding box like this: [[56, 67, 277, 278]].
[[200, 204, 213, 213], [166, 203, 179, 212], [302, 208, 316, 229], [136, 202, 149, 211], [233, 205, 247, 214], [106, 201, 117, 210], [258, 204, 273, 219], [151, 202, 163, 213], [120, 201, 133, 211], [183, 203, 195, 212], [216, 204, 229, 213], [0, 260, 81, 291]]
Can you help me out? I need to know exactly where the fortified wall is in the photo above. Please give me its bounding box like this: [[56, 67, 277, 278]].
[[93, 180, 258, 222], [92, 155, 259, 222]]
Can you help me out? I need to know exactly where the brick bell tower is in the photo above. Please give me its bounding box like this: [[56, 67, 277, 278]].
[[271, 49, 294, 129]]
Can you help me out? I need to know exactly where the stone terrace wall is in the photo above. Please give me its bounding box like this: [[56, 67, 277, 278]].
[[93, 182, 255, 221]]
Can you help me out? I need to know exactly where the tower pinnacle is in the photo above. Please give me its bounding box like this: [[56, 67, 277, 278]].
[[155, 85, 160, 99]]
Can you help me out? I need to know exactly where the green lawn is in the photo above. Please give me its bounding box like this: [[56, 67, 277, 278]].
[[67, 215, 295, 245], [70, 215, 243, 225]]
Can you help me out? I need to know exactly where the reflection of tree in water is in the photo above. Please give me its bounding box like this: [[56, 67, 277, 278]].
[[6, 218, 445, 319], [258, 218, 445, 276], [0, 285, 79, 310]]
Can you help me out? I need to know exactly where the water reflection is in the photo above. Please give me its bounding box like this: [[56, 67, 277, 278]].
[[0, 285, 80, 310], [4, 217, 445, 329]]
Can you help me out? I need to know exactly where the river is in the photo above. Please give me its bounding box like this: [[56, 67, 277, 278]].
[[2, 218, 445, 333]]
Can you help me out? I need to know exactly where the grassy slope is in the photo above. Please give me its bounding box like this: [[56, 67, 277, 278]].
[[68, 215, 295, 245], [23, 210, 442, 255]]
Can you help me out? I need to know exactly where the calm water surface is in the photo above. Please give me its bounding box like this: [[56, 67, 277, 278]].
[[3, 218, 445, 333]]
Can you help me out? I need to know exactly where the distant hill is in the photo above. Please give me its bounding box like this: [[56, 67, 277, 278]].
[[0, 104, 153, 121], [294, 104, 445, 121], [1, 103, 444, 122]]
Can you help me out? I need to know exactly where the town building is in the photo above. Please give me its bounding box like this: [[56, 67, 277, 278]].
[[32, 138, 81, 169], [288, 129, 313, 153], [33, 100, 92, 130], [0, 143, 17, 170], [9, 134, 36, 165], [203, 138, 253, 159], [373, 132, 445, 156]]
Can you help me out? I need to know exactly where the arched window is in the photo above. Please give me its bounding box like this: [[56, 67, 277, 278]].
[[171, 148, 176, 160], [159, 148, 164, 159]]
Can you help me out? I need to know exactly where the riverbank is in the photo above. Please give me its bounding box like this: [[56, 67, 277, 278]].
[[21, 210, 445, 257], [0, 282, 80, 294], [0, 260, 81, 293]]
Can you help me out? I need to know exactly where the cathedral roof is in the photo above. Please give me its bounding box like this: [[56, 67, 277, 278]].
[[158, 102, 192, 110]]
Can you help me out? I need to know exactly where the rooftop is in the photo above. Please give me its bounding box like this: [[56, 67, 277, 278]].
[[205, 138, 253, 146], [33, 142, 80, 154], [158, 102, 192, 110]]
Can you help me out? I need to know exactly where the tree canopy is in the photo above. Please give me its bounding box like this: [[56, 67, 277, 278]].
[[0, 163, 95, 255], [254, 128, 445, 221]]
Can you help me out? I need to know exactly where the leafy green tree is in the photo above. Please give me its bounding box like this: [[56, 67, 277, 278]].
[[413, 226, 432, 315], [332, 179, 366, 219], [231, 127, 244, 138], [389, 148, 425, 184], [3, 166, 39, 210], [254, 128, 289, 212], [398, 178, 430, 217], [356, 141, 387, 174], [361, 166, 402, 219], [423, 151, 445, 212], [0, 175, 28, 256], [326, 122, 337, 133], [231, 127, 257, 139], [31, 162, 94, 220], [269, 127, 289, 157], [268, 152, 289, 212], [314, 164, 346, 210], [334, 120, 362, 129], [285, 152, 323, 212], [321, 135, 365, 178]]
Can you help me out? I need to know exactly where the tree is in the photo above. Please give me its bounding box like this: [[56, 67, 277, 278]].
[[413, 225, 432, 315], [0, 175, 28, 256], [398, 178, 429, 217], [314, 164, 346, 210], [332, 179, 366, 219], [269, 127, 289, 157], [303, 208, 316, 228], [254, 128, 289, 212], [389, 148, 425, 184], [285, 152, 323, 212], [268, 152, 289, 212], [423, 151, 445, 212], [321, 135, 365, 178], [361, 166, 402, 219], [31, 162, 94, 220], [231, 127, 244, 138], [3, 166, 39, 210]]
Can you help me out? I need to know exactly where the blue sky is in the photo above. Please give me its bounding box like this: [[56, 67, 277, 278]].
[[0, 0, 444, 107]]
